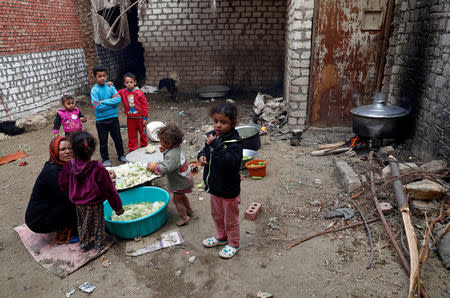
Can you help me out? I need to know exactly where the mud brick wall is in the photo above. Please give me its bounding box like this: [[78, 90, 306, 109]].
[[0, 0, 89, 121], [138, 0, 286, 91], [74, 0, 99, 86], [284, 0, 314, 128], [382, 0, 450, 161]]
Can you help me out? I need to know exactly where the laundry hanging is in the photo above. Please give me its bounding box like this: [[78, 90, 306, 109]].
[[91, 0, 131, 50]]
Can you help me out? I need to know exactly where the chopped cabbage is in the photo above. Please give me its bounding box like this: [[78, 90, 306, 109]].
[[111, 201, 165, 221], [145, 145, 156, 154], [106, 162, 158, 190]]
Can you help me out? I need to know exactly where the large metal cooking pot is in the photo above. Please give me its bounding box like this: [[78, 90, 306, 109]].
[[350, 95, 409, 139], [236, 125, 261, 150]]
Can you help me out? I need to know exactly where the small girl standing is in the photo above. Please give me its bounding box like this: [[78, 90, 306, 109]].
[[198, 102, 243, 259], [53, 95, 87, 138], [58, 132, 124, 251], [147, 124, 194, 226]]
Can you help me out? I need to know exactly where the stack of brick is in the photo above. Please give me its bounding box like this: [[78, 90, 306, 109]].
[[0, 0, 89, 121], [138, 0, 286, 90]]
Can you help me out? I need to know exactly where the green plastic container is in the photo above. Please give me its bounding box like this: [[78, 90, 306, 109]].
[[104, 186, 170, 239]]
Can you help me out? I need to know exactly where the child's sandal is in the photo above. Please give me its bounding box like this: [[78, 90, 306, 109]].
[[202, 236, 228, 248], [219, 244, 240, 259]]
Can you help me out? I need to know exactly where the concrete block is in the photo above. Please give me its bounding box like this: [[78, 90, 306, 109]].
[[335, 161, 361, 193], [245, 202, 262, 221]]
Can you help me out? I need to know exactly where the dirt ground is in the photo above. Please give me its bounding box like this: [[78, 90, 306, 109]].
[[0, 90, 448, 297]]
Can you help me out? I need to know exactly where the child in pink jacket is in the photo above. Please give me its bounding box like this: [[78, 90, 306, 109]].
[[53, 95, 87, 138]]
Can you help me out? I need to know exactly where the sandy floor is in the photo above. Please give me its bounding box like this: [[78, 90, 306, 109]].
[[0, 90, 448, 297]]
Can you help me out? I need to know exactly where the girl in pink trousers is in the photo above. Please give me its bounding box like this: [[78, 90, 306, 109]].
[[198, 103, 243, 259]]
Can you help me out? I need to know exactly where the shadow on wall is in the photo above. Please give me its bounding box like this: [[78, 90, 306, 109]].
[[394, 4, 432, 140]]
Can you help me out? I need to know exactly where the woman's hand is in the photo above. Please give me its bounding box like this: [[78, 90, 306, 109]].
[[147, 162, 157, 172], [108, 170, 116, 185], [199, 156, 207, 166], [116, 208, 124, 216]]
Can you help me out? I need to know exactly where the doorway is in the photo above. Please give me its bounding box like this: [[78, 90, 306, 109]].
[[309, 0, 388, 126]]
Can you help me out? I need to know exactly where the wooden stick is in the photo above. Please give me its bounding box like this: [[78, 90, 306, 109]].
[[311, 147, 351, 156], [106, 0, 143, 39], [351, 200, 374, 269], [286, 217, 380, 250], [318, 141, 346, 150], [390, 159, 419, 297], [380, 231, 401, 249], [434, 223, 450, 244], [420, 197, 447, 273], [371, 274, 383, 281], [369, 152, 411, 275]]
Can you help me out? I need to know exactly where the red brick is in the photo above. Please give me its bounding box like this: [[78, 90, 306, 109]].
[[244, 202, 262, 221]]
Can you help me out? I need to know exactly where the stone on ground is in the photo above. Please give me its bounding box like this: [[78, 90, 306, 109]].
[[381, 162, 419, 179], [15, 115, 47, 131], [335, 161, 361, 193], [420, 160, 448, 174], [405, 179, 446, 200]]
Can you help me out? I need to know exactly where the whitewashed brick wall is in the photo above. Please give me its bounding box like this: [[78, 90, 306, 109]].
[[284, 0, 314, 128], [0, 48, 89, 121]]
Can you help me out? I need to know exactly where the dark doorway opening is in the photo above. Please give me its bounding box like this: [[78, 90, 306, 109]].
[[125, 0, 146, 85], [95, 1, 145, 87]]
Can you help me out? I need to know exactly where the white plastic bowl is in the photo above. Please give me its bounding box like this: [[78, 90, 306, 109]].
[[241, 149, 258, 168]]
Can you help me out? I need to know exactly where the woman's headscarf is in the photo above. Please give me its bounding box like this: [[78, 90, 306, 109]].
[[48, 137, 67, 166]]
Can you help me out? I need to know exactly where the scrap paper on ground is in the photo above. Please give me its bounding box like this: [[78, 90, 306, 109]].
[[125, 229, 184, 257]]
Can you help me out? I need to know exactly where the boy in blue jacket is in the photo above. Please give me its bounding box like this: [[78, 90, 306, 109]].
[[90, 66, 126, 167]]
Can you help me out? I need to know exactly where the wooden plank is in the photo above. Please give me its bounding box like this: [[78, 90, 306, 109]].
[[318, 141, 346, 150]]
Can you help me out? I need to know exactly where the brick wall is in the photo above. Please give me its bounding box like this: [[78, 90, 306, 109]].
[[0, 0, 83, 55], [284, 0, 314, 128], [0, 49, 89, 121], [0, 0, 89, 121], [138, 0, 286, 91], [382, 0, 450, 161]]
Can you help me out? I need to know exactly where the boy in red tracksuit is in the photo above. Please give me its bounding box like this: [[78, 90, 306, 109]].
[[118, 73, 149, 151]]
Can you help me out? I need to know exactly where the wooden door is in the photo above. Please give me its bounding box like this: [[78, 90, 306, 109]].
[[310, 0, 388, 126]]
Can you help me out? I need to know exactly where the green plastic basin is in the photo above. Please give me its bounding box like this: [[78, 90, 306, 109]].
[[104, 186, 170, 239]]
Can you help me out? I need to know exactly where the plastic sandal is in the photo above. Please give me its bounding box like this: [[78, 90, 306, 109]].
[[219, 244, 240, 259], [202, 236, 228, 248]]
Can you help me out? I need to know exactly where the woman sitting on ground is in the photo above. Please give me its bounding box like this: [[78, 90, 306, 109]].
[[25, 137, 77, 243]]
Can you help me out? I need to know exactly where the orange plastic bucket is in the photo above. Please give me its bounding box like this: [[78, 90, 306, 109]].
[[245, 159, 268, 178]]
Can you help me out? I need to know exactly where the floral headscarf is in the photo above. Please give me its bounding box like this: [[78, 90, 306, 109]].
[[48, 137, 67, 166]]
